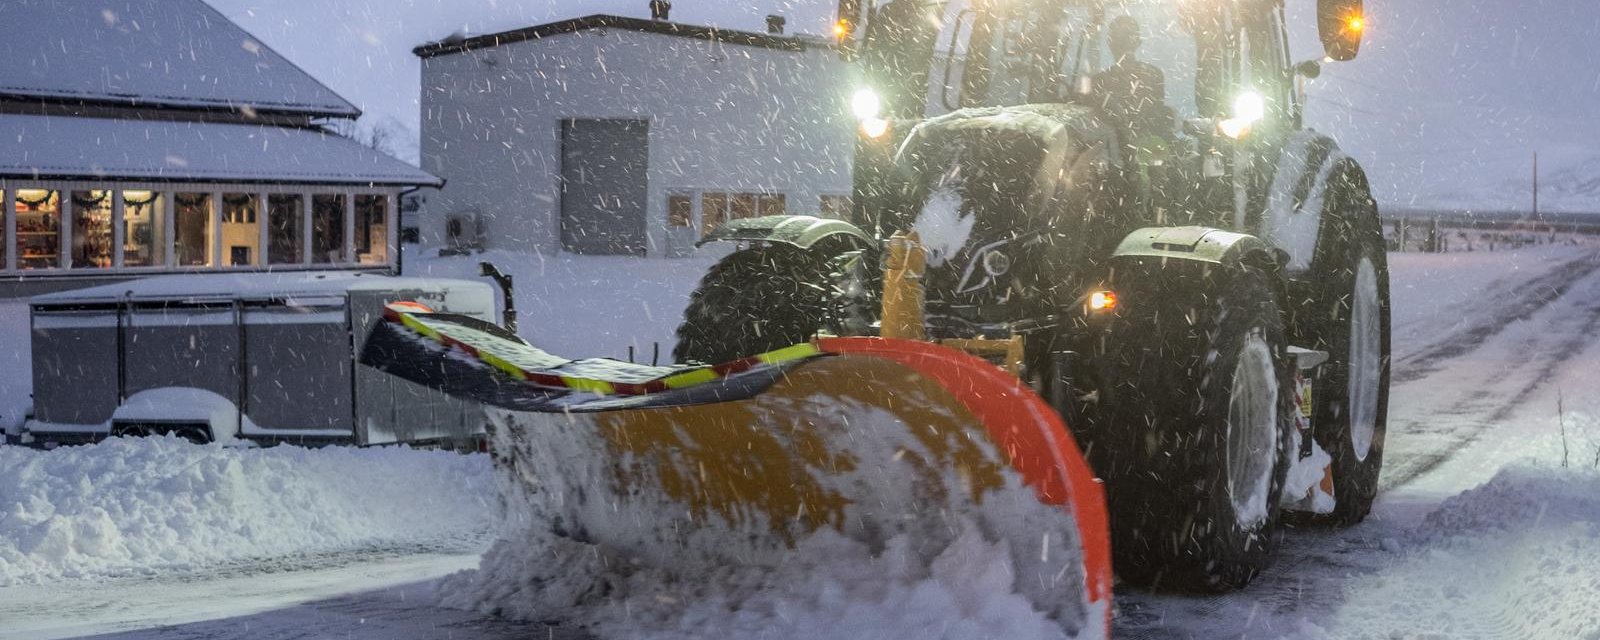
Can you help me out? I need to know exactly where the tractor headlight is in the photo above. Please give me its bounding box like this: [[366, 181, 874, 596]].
[[860, 117, 891, 139], [1219, 90, 1266, 139], [851, 88, 882, 121]]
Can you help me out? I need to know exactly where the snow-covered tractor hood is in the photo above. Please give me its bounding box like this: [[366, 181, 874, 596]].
[[887, 104, 1123, 328]]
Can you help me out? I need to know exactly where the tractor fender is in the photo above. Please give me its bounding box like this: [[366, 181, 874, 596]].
[[1260, 130, 1368, 274], [1111, 225, 1281, 271], [696, 214, 873, 250]]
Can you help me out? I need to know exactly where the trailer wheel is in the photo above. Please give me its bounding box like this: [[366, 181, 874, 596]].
[[1087, 260, 1296, 591], [674, 241, 873, 365], [1304, 176, 1391, 526]]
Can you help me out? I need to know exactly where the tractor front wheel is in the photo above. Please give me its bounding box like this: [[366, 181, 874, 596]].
[[674, 241, 873, 365], [1085, 260, 1296, 592]]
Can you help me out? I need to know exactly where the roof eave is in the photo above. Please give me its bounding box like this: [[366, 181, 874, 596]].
[[413, 14, 821, 59], [0, 171, 442, 189], [0, 91, 361, 120]]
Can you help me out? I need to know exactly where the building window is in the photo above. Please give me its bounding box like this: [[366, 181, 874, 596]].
[[667, 194, 693, 228], [16, 189, 61, 270], [267, 194, 304, 265], [819, 195, 852, 219], [122, 191, 165, 267], [70, 190, 114, 269], [729, 193, 758, 221], [758, 193, 786, 217], [175, 193, 214, 267], [701, 192, 727, 236], [311, 194, 345, 263], [354, 194, 388, 264], [700, 191, 786, 234], [221, 193, 260, 266]]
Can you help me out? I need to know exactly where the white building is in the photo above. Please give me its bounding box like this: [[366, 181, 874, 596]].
[[414, 13, 856, 258], [0, 0, 439, 297]]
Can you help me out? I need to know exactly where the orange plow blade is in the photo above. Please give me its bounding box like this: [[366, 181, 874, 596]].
[[362, 311, 1109, 634]]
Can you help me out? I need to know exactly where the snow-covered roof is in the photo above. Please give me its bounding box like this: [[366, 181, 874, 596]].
[[413, 14, 823, 59], [0, 113, 441, 186], [30, 271, 486, 304], [0, 0, 358, 118]]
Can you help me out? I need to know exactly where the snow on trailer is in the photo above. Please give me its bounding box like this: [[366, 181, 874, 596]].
[[16, 272, 494, 447]]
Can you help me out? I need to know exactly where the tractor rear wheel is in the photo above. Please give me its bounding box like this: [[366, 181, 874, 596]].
[[1085, 260, 1296, 591], [673, 241, 873, 365]]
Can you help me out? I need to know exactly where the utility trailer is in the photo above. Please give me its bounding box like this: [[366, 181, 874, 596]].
[[12, 272, 495, 447]]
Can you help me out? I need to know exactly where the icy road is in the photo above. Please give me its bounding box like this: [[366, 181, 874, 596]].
[[3, 244, 1600, 639]]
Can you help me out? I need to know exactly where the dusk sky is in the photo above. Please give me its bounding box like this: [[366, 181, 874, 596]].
[[211, 0, 1600, 212]]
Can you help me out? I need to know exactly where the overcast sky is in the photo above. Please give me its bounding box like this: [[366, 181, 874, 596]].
[[210, 0, 1600, 212]]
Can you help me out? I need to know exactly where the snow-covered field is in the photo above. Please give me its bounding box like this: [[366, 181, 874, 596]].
[[2, 243, 1600, 639]]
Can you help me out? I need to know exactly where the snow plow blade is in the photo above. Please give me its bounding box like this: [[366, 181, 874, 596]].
[[360, 307, 1110, 634]]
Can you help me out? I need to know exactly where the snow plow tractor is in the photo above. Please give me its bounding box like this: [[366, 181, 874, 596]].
[[675, 0, 1388, 590], [360, 0, 1385, 633]]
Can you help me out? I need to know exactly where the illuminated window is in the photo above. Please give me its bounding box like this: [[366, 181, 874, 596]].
[[311, 194, 345, 263], [354, 194, 388, 264], [122, 191, 165, 267], [667, 194, 693, 228], [758, 193, 786, 217], [16, 189, 61, 270], [221, 193, 260, 266], [70, 190, 114, 269], [701, 192, 727, 236], [267, 194, 304, 265], [175, 193, 214, 267], [729, 193, 758, 220]]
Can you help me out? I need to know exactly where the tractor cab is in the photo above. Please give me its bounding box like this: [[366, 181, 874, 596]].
[[841, 0, 1365, 234]]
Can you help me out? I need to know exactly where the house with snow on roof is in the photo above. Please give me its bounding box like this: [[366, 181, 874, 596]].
[[0, 0, 440, 296]]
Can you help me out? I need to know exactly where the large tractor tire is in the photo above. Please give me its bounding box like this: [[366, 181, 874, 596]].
[[1302, 169, 1392, 526], [674, 241, 872, 364], [1085, 259, 1297, 591]]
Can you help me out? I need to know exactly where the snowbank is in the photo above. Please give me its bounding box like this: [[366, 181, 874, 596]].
[[0, 436, 493, 585], [1325, 462, 1600, 639]]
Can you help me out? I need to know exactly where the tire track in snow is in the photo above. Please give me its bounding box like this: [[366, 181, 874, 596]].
[[1381, 249, 1600, 490], [1391, 251, 1600, 383]]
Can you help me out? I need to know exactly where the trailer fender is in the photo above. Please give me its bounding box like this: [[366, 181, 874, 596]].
[[697, 214, 873, 250], [1111, 225, 1280, 271]]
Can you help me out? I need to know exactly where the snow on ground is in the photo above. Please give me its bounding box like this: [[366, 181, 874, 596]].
[[0, 436, 493, 586], [5, 244, 1600, 639]]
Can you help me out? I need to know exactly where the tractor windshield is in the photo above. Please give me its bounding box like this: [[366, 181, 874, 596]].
[[924, 0, 1100, 114], [1095, 1, 1202, 123]]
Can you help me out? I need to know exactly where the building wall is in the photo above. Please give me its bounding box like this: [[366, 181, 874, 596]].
[[418, 27, 856, 257]]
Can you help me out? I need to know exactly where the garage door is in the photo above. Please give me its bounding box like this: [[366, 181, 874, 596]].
[[560, 118, 649, 255]]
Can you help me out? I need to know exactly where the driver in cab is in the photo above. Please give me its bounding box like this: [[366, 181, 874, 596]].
[[1092, 15, 1173, 149]]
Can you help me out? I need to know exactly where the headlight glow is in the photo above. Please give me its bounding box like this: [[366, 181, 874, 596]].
[[851, 88, 882, 121], [1219, 90, 1266, 139], [860, 117, 891, 139]]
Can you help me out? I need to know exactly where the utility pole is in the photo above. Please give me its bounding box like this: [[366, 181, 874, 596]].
[[1533, 151, 1540, 222]]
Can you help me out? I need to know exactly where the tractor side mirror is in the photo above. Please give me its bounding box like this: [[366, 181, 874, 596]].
[[1317, 0, 1365, 62]]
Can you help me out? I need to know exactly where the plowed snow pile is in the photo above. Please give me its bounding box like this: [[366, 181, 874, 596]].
[[441, 517, 1088, 640], [0, 436, 493, 585], [1310, 457, 1600, 638]]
